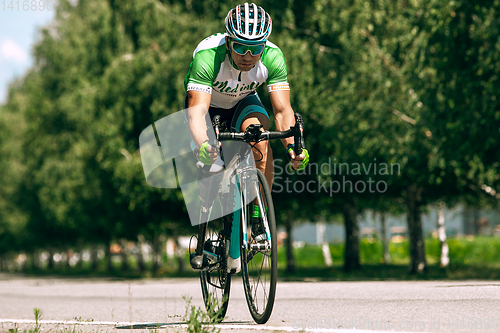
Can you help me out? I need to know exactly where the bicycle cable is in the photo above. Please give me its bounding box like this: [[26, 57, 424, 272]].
[[250, 141, 264, 162]]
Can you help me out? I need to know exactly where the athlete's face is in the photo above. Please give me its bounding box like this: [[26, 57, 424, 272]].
[[226, 37, 262, 71]]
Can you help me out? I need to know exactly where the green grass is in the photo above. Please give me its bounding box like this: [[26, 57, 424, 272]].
[[6, 309, 42, 333], [277, 263, 500, 281], [341, 236, 499, 266]]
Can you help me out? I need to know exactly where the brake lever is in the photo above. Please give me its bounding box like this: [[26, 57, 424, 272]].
[[293, 113, 305, 155]]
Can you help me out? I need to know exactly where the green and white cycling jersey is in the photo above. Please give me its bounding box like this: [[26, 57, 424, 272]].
[[184, 33, 290, 109]]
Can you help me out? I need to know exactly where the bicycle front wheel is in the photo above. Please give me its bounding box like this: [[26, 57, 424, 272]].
[[200, 221, 231, 322], [240, 169, 277, 324]]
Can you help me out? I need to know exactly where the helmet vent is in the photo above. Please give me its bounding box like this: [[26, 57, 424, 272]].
[[225, 2, 272, 43]]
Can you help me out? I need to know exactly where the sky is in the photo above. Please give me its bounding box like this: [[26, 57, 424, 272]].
[[0, 6, 55, 104]]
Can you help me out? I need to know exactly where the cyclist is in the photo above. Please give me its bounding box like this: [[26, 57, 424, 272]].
[[185, 2, 309, 270]]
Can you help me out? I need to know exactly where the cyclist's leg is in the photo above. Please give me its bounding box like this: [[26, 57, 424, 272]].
[[231, 93, 272, 242], [240, 114, 273, 187], [231, 93, 273, 188]]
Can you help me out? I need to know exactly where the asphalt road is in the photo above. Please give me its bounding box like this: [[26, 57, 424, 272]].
[[0, 274, 499, 333]]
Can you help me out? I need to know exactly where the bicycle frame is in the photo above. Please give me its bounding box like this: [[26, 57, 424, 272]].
[[222, 142, 271, 262], [193, 140, 257, 269], [195, 112, 305, 269], [195, 112, 305, 324]]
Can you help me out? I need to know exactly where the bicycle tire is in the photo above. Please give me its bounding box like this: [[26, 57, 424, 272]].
[[240, 168, 277, 324], [199, 220, 231, 322]]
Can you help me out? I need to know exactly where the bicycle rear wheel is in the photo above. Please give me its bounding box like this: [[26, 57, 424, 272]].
[[240, 169, 277, 324], [200, 219, 231, 322]]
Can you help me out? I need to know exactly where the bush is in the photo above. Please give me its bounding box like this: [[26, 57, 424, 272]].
[[448, 236, 500, 265], [359, 238, 384, 264]]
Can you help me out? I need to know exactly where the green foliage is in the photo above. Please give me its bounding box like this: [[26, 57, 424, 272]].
[[359, 238, 385, 264], [182, 296, 221, 333], [33, 308, 41, 333], [388, 240, 411, 265], [7, 308, 43, 333], [424, 238, 442, 264], [293, 245, 325, 267], [447, 237, 500, 265], [0, 0, 499, 272], [329, 243, 345, 264]]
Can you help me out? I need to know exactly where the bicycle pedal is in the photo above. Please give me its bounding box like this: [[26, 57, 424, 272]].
[[250, 241, 271, 252], [254, 233, 267, 242], [190, 253, 209, 271]]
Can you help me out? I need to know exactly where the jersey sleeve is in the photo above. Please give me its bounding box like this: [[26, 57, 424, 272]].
[[184, 49, 217, 94], [262, 46, 290, 92]]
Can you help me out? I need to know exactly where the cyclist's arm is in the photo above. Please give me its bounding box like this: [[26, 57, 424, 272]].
[[270, 90, 306, 168], [264, 45, 297, 150], [269, 89, 296, 149], [186, 90, 212, 148]]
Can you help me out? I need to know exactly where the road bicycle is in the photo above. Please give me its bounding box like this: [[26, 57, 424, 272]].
[[189, 113, 305, 324]]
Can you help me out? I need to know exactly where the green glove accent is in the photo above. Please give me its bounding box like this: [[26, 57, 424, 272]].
[[287, 147, 310, 171], [253, 205, 268, 218], [199, 141, 212, 165]]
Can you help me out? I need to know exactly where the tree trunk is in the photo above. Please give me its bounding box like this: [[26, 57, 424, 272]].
[[343, 200, 360, 272], [174, 236, 185, 274], [0, 254, 5, 272], [105, 241, 113, 272], [380, 213, 391, 264], [20, 253, 28, 272], [152, 236, 161, 274], [47, 249, 55, 270], [90, 246, 98, 271], [120, 240, 129, 272], [136, 237, 146, 272], [437, 202, 449, 268], [463, 207, 475, 235], [285, 209, 295, 274], [407, 184, 426, 274], [31, 250, 40, 271], [76, 247, 83, 270], [473, 209, 480, 235], [318, 222, 332, 267], [63, 251, 71, 270]]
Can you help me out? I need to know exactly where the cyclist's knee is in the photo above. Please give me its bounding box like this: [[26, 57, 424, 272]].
[[240, 112, 270, 132]]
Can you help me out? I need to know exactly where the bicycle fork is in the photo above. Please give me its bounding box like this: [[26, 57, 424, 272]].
[[249, 172, 272, 253], [237, 170, 272, 256]]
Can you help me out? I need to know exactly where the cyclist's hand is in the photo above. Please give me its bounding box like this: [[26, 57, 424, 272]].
[[199, 141, 218, 165], [288, 146, 309, 171]]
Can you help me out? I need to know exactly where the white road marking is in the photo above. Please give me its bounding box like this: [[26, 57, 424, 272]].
[[0, 319, 432, 333], [0, 319, 125, 326]]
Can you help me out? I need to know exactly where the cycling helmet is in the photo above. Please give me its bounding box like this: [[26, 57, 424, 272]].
[[225, 3, 272, 44]]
